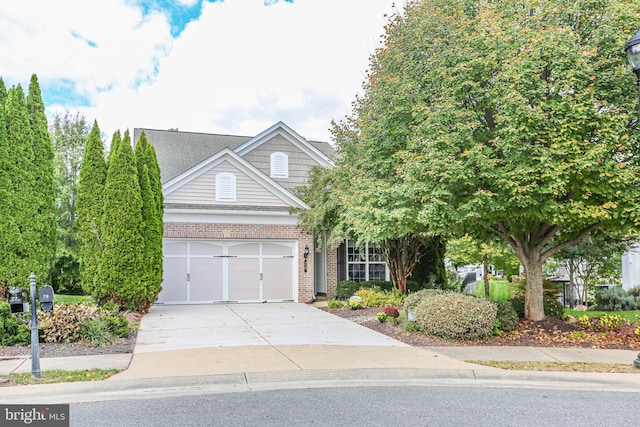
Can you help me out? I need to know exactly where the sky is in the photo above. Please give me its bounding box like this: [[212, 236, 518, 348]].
[[0, 0, 401, 144]]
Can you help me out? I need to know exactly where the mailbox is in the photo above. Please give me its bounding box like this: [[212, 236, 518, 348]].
[[8, 287, 27, 314], [39, 285, 54, 312]]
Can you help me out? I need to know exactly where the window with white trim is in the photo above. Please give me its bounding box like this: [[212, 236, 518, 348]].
[[270, 152, 288, 178], [215, 172, 236, 202], [346, 239, 387, 282]]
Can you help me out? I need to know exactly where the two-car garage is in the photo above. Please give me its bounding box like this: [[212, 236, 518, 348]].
[[158, 239, 297, 303]]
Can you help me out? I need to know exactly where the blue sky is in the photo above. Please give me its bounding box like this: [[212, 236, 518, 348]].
[[0, 0, 398, 143]]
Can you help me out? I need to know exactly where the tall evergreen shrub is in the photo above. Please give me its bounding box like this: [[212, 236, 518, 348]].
[[98, 130, 146, 310], [27, 74, 57, 282], [77, 122, 107, 295]]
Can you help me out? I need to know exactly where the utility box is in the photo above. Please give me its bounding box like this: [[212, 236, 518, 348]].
[[39, 285, 54, 312]]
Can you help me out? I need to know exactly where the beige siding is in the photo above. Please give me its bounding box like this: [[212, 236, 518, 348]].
[[242, 135, 321, 191], [165, 161, 288, 207]]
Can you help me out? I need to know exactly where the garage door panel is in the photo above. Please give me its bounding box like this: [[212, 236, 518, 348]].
[[228, 242, 260, 256], [164, 242, 187, 256], [190, 258, 223, 302], [228, 258, 260, 301], [263, 258, 293, 300], [158, 257, 187, 302], [262, 242, 293, 256], [190, 242, 223, 256]]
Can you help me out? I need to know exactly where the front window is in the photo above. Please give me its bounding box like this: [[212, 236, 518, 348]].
[[346, 239, 387, 282]]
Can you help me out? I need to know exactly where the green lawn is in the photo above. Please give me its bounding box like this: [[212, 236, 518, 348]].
[[472, 280, 512, 301], [54, 294, 93, 305], [564, 309, 640, 322]]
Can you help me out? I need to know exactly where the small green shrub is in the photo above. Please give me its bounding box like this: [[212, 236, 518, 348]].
[[406, 280, 421, 293], [354, 287, 404, 307], [413, 293, 497, 340], [336, 280, 360, 299], [327, 299, 345, 309], [494, 300, 519, 333], [544, 298, 564, 319], [80, 319, 112, 346], [365, 280, 394, 292], [0, 302, 30, 346], [403, 321, 421, 332], [595, 287, 640, 311], [103, 314, 130, 338]]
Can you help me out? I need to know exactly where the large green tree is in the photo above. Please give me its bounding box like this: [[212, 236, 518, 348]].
[[98, 130, 146, 310], [134, 131, 164, 305], [50, 111, 90, 293], [0, 80, 24, 288], [364, 0, 640, 320], [5, 85, 37, 282], [77, 122, 107, 295], [27, 74, 57, 283]]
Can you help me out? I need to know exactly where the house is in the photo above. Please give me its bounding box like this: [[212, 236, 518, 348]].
[[135, 122, 389, 304]]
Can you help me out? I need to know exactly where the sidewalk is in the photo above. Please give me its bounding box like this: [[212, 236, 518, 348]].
[[1, 345, 638, 377]]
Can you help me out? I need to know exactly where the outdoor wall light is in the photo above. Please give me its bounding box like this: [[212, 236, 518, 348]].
[[303, 245, 309, 273]]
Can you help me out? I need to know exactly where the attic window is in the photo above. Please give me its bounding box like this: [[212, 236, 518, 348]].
[[270, 152, 288, 178], [216, 172, 236, 202]]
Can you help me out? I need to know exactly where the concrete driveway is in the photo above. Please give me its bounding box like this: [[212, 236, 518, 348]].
[[113, 303, 477, 380], [132, 303, 405, 353]]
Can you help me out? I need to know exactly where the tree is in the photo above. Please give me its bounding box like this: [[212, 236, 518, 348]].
[[98, 130, 145, 310], [77, 122, 107, 295], [27, 74, 56, 284], [134, 131, 164, 305], [354, 0, 640, 320], [5, 84, 36, 282], [50, 111, 90, 293], [0, 80, 24, 288], [447, 235, 520, 297], [554, 234, 635, 308]]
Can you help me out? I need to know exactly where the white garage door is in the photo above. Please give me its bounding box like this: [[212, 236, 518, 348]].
[[158, 239, 296, 303]]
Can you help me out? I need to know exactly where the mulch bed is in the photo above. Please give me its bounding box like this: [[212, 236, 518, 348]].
[[325, 306, 640, 350]]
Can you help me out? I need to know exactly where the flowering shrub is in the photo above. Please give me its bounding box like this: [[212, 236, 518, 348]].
[[348, 296, 363, 310], [383, 306, 400, 318], [376, 312, 387, 322]]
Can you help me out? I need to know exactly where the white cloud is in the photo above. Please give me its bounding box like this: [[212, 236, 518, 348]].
[[1, 0, 398, 143]]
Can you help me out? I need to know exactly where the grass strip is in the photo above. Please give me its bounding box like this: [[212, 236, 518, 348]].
[[468, 360, 640, 374], [1, 369, 121, 386]]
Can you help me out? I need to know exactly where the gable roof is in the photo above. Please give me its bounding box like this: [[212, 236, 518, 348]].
[[163, 148, 309, 210], [134, 123, 334, 185], [234, 121, 333, 168]]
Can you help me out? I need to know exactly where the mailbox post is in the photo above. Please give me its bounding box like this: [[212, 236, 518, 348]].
[[29, 273, 40, 378]]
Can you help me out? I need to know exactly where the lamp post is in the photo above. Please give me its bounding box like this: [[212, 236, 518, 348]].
[[625, 28, 640, 121], [626, 28, 640, 369]]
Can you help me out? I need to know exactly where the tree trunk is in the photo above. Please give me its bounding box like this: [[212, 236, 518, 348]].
[[383, 236, 425, 295], [522, 258, 545, 321], [483, 253, 490, 299]]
